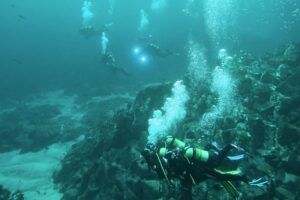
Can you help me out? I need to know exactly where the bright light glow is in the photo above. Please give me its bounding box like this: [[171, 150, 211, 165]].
[[134, 47, 140, 54], [132, 47, 149, 64], [141, 56, 147, 62]]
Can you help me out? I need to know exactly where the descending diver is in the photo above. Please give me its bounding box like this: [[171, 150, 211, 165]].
[[134, 36, 179, 61], [101, 52, 129, 76], [141, 136, 268, 200], [79, 26, 101, 38], [80, 22, 114, 38], [18, 15, 26, 20], [143, 43, 177, 58]]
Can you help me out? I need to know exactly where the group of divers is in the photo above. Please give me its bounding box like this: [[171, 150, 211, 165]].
[[80, 25, 178, 76], [80, 25, 269, 199]]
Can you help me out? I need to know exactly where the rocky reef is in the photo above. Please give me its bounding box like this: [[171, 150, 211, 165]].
[[0, 91, 132, 153], [53, 43, 300, 200], [0, 185, 24, 200]]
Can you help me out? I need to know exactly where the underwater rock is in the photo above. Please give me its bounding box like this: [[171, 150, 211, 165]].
[[259, 105, 275, 121], [238, 77, 254, 97], [271, 43, 300, 66], [0, 185, 11, 200], [277, 96, 300, 115], [278, 123, 300, 147], [260, 71, 278, 85], [248, 117, 266, 149], [0, 186, 24, 200], [63, 188, 78, 200], [53, 43, 300, 200], [276, 81, 295, 95], [282, 155, 300, 176], [252, 82, 273, 105], [111, 82, 173, 148], [0, 104, 77, 153], [128, 179, 161, 200], [54, 82, 173, 200], [275, 64, 292, 80], [281, 173, 300, 192], [283, 44, 300, 64], [111, 108, 135, 148], [81, 94, 133, 128], [275, 187, 296, 199], [130, 82, 173, 131]]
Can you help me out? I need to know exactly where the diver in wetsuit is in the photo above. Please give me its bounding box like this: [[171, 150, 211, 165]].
[[135, 35, 178, 59], [80, 23, 114, 38], [102, 52, 128, 76], [143, 43, 176, 58], [141, 136, 268, 200], [79, 26, 101, 38]]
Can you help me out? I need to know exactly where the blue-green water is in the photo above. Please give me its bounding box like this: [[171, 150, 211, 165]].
[[0, 0, 299, 100], [0, 1, 300, 199]]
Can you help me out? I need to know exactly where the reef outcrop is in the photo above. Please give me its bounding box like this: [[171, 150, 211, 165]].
[[54, 44, 300, 200]]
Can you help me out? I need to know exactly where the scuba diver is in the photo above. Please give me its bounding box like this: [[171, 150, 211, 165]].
[[79, 22, 114, 38], [134, 35, 179, 60], [79, 26, 101, 38], [141, 136, 268, 200], [101, 52, 129, 76], [143, 43, 177, 58]]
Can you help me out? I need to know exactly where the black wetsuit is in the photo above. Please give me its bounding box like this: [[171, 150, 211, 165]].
[[144, 43, 174, 58], [102, 53, 128, 76], [141, 142, 247, 200]]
